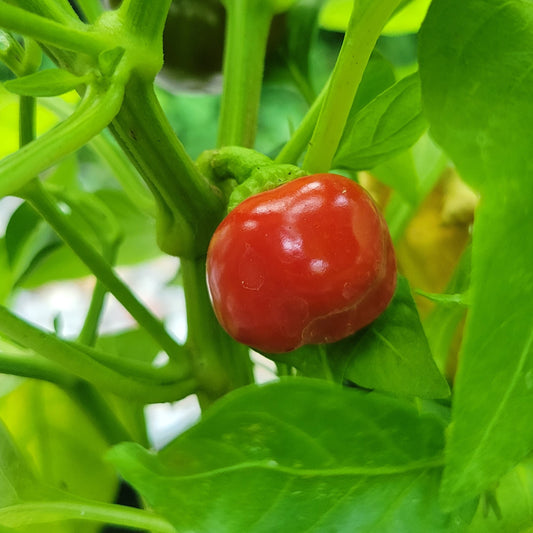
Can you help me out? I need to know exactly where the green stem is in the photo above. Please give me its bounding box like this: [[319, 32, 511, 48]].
[[0, 304, 197, 403], [217, 0, 274, 147], [181, 258, 254, 407], [0, 352, 76, 387], [108, 75, 224, 257], [0, 84, 125, 198], [69, 341, 186, 384], [0, 501, 175, 533], [118, 0, 171, 48], [19, 95, 36, 149], [0, 3, 110, 56], [72, 213, 118, 347], [303, 0, 403, 173], [22, 180, 190, 369], [77, 279, 109, 347]]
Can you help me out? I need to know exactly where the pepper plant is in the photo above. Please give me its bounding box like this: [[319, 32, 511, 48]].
[[0, 0, 532, 531]]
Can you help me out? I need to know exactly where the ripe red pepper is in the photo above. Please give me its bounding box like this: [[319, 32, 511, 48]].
[[206, 174, 397, 353]]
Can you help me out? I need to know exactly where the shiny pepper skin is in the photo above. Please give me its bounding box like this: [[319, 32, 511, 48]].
[[206, 174, 397, 353]]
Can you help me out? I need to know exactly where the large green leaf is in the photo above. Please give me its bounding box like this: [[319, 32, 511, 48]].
[[109, 379, 470, 532], [419, 0, 533, 509], [334, 73, 427, 172]]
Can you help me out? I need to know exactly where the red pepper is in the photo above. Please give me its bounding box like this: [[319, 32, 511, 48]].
[[207, 174, 397, 353]]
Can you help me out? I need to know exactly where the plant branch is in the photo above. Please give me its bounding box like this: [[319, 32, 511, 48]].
[[0, 3, 110, 56], [0, 84, 125, 198], [0, 304, 198, 403], [303, 0, 403, 173], [68, 341, 187, 384], [0, 352, 76, 387], [217, 0, 274, 147], [117, 0, 171, 49], [108, 75, 224, 257], [182, 258, 254, 408]]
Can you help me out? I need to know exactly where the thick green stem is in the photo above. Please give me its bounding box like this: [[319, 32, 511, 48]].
[[0, 501, 175, 533], [217, 0, 274, 147], [118, 0, 170, 48], [0, 352, 76, 387], [0, 304, 197, 403], [69, 341, 186, 384], [303, 0, 403, 173], [0, 2, 110, 55], [22, 180, 190, 369], [181, 258, 254, 407], [19, 95, 36, 148], [108, 76, 224, 257]]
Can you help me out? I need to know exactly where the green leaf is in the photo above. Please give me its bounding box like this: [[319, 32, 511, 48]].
[[319, 0, 354, 31], [4, 201, 61, 286], [419, 0, 533, 509], [109, 379, 470, 532], [3, 69, 89, 97], [283, 0, 325, 82], [382, 0, 432, 36], [267, 277, 449, 399], [352, 51, 396, 112], [319, 0, 412, 32], [336, 276, 450, 399], [0, 419, 45, 507], [0, 381, 118, 533], [334, 72, 427, 172]]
